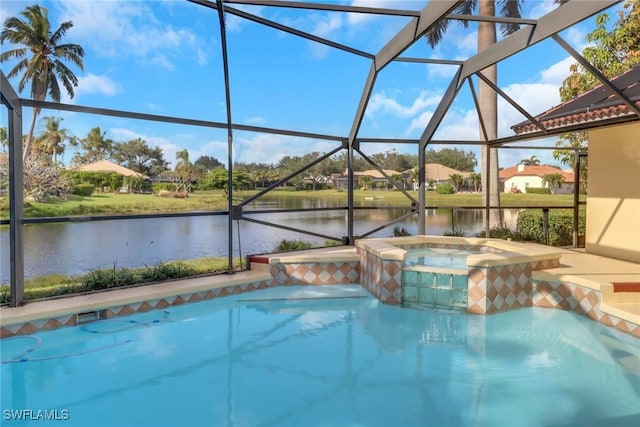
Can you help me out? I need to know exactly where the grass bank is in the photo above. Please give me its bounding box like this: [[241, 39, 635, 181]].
[[1, 189, 584, 219], [0, 256, 243, 304]]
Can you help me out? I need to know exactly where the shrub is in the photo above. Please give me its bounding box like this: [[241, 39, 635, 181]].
[[435, 183, 454, 194], [525, 187, 551, 194], [152, 182, 178, 193], [74, 183, 95, 196], [393, 226, 411, 237], [66, 171, 123, 192], [444, 228, 466, 237], [83, 263, 137, 290], [516, 209, 585, 246], [138, 262, 196, 283], [475, 226, 518, 240], [274, 239, 314, 251]]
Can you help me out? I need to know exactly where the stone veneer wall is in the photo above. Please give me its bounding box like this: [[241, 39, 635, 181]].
[[533, 280, 640, 338], [356, 248, 402, 304]]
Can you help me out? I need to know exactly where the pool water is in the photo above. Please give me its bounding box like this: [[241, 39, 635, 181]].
[[405, 247, 489, 269], [2, 285, 639, 427]]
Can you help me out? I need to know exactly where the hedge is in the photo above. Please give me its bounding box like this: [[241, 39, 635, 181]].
[[525, 187, 551, 194], [516, 209, 585, 246], [74, 183, 95, 196], [436, 183, 454, 194]]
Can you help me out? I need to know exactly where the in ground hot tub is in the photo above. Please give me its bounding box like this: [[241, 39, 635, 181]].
[[355, 236, 562, 314]]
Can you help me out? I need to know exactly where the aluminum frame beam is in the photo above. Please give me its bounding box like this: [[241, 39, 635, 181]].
[[475, 71, 548, 133], [1, 71, 25, 306], [460, 0, 619, 81], [20, 99, 344, 142], [225, 0, 537, 25]]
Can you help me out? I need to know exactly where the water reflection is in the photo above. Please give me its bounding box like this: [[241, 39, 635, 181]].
[[1, 196, 522, 281]]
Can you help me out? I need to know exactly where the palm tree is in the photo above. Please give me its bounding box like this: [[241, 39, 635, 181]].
[[359, 175, 372, 190], [175, 149, 192, 195], [408, 166, 420, 190], [542, 173, 565, 195], [520, 155, 540, 166], [426, 0, 525, 226], [1, 5, 84, 162], [0, 127, 7, 153], [35, 116, 69, 164], [469, 172, 482, 192], [449, 173, 464, 192]]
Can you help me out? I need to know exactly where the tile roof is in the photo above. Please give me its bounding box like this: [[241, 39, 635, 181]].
[[71, 159, 146, 178], [512, 64, 640, 135]]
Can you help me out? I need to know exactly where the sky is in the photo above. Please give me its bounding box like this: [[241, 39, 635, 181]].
[[0, 0, 622, 171]]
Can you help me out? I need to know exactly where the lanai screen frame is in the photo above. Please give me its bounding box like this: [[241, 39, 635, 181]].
[[0, 0, 627, 307]]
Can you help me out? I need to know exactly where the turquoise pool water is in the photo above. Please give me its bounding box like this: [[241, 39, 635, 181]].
[[2, 285, 639, 427], [404, 247, 486, 269]]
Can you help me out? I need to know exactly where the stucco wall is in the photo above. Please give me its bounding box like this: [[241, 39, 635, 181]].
[[586, 122, 640, 263]]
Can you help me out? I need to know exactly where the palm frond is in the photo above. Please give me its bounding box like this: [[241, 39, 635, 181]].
[[498, 0, 522, 36], [455, 0, 477, 28]]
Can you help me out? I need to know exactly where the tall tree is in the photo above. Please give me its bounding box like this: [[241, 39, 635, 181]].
[[34, 116, 69, 164], [72, 127, 114, 164], [0, 127, 7, 153], [112, 138, 168, 177], [426, 0, 527, 226], [542, 173, 565, 195], [175, 149, 192, 194], [0, 5, 84, 161], [469, 172, 482, 192], [520, 155, 540, 166], [425, 148, 477, 172], [194, 155, 224, 172]]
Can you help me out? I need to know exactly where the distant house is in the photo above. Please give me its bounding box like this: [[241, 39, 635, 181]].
[[333, 169, 403, 190], [71, 159, 146, 179], [407, 163, 471, 191], [70, 160, 148, 193], [499, 164, 574, 194]]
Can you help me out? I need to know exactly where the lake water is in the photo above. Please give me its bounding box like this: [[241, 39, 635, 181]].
[[0, 197, 521, 282]]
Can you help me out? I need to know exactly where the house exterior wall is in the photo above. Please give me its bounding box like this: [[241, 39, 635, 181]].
[[586, 122, 640, 263], [505, 175, 574, 194]]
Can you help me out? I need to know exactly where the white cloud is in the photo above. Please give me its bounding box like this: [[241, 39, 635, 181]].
[[367, 91, 441, 118], [246, 116, 267, 125], [540, 56, 574, 85], [150, 54, 176, 72], [56, 1, 201, 69], [76, 74, 122, 97], [406, 110, 434, 136]]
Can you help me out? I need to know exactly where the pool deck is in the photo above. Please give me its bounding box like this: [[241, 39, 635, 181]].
[[1, 245, 639, 337]]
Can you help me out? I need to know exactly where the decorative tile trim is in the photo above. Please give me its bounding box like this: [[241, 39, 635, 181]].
[[533, 280, 640, 338], [269, 261, 360, 286], [0, 279, 272, 339], [357, 248, 402, 304]]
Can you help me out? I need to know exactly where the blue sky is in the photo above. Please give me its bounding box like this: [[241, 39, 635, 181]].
[[0, 0, 621, 171]]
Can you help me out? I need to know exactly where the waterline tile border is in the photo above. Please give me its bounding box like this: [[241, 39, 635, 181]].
[[0, 279, 272, 338], [1, 254, 638, 339]]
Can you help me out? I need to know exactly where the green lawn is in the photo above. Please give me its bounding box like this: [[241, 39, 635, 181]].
[[0, 189, 585, 219]]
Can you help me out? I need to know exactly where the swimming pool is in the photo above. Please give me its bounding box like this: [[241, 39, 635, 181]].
[[2, 285, 639, 427]]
